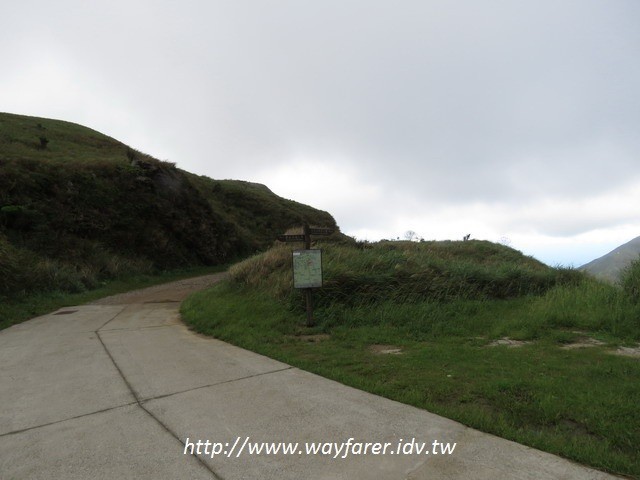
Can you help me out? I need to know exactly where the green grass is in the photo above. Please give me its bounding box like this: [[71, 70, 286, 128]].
[[182, 241, 640, 478], [0, 264, 225, 331], [0, 112, 129, 164]]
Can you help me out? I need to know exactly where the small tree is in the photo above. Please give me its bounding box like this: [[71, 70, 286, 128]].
[[404, 230, 417, 241], [38, 136, 49, 149]]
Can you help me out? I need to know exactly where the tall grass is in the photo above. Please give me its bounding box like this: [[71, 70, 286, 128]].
[[620, 257, 640, 304], [231, 240, 580, 303], [532, 281, 637, 337], [227, 240, 640, 342], [0, 231, 153, 297]]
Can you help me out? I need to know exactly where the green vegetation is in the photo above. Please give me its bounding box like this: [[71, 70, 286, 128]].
[[621, 257, 640, 304], [0, 112, 335, 321], [182, 240, 640, 478]]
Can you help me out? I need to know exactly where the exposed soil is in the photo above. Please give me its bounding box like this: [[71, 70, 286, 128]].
[[369, 344, 403, 355], [560, 337, 606, 350], [613, 345, 640, 358], [487, 337, 531, 348], [89, 273, 228, 305]]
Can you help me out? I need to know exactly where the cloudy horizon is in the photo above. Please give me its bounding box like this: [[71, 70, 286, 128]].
[[2, 1, 639, 267]]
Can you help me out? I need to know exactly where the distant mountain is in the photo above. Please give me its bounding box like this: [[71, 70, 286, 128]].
[[580, 236, 640, 283]]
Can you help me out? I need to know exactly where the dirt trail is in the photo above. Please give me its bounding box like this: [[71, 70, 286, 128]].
[[89, 272, 228, 305]]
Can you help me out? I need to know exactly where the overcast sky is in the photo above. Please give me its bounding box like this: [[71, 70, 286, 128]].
[[2, 1, 639, 266]]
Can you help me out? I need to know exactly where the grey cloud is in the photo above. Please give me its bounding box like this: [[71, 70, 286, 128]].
[[2, 0, 639, 250]]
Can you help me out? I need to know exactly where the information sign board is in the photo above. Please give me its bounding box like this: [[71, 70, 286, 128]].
[[292, 249, 323, 289]]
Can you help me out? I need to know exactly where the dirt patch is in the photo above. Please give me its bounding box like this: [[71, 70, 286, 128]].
[[89, 273, 227, 305], [612, 345, 640, 358], [561, 337, 606, 350], [369, 344, 403, 355], [487, 337, 531, 348]]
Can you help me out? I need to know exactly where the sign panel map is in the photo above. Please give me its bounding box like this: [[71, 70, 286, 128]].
[[292, 249, 322, 288]]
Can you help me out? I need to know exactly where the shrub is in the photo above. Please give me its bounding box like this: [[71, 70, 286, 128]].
[[620, 256, 640, 304]]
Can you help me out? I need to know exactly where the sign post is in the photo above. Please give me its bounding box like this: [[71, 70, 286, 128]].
[[276, 224, 334, 326]]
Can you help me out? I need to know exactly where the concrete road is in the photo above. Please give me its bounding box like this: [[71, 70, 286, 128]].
[[0, 274, 625, 479]]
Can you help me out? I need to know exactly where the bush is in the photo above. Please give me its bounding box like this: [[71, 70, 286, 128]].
[[620, 256, 640, 304]]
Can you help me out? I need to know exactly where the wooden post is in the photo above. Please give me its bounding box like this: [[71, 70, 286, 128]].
[[303, 223, 314, 326], [277, 224, 333, 328], [305, 288, 314, 327], [303, 223, 311, 249]]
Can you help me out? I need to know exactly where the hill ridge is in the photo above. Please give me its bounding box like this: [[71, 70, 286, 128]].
[[580, 235, 640, 283], [0, 112, 338, 297]]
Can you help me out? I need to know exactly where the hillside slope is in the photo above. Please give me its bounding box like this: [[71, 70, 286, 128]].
[[580, 235, 640, 283], [229, 239, 579, 309], [0, 112, 337, 297]]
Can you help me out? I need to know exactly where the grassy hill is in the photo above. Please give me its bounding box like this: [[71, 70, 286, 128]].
[[182, 239, 640, 477], [226, 239, 582, 316], [0, 112, 337, 300]]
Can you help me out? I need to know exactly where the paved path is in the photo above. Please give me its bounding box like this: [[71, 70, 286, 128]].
[[0, 274, 625, 479]]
